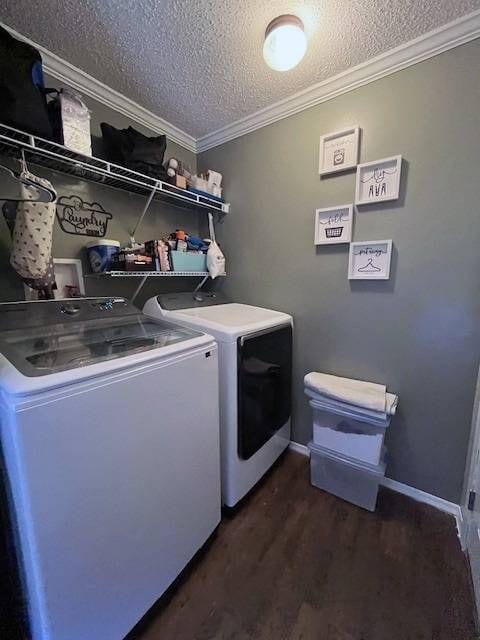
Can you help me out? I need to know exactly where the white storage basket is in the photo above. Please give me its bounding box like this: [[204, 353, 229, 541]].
[[311, 403, 388, 466], [309, 441, 386, 512]]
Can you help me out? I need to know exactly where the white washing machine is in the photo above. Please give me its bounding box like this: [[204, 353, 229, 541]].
[[0, 297, 221, 640], [143, 292, 293, 507]]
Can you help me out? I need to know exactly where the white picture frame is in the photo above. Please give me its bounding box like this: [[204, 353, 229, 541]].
[[53, 258, 85, 299], [24, 258, 86, 301], [355, 155, 402, 205], [348, 240, 393, 280], [315, 204, 353, 245], [319, 127, 360, 176]]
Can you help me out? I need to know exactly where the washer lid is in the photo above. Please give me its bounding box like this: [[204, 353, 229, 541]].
[[0, 316, 201, 377], [162, 303, 292, 341], [0, 298, 214, 394]]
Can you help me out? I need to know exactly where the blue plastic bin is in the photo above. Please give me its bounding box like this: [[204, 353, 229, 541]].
[[170, 250, 207, 272]]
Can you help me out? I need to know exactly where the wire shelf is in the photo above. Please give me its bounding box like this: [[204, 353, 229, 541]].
[[0, 123, 230, 214], [86, 271, 226, 278]]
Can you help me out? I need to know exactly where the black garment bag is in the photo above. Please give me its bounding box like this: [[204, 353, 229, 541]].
[[0, 26, 53, 139]]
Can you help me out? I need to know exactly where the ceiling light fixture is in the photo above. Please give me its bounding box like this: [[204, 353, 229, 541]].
[[263, 15, 307, 72]]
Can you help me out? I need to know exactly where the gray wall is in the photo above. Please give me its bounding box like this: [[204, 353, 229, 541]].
[[0, 75, 200, 308], [199, 40, 480, 503]]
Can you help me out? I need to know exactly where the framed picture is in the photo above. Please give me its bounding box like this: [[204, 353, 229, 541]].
[[348, 240, 393, 280], [319, 127, 360, 176], [53, 258, 85, 298], [315, 204, 353, 245], [24, 258, 86, 301], [355, 155, 402, 205]]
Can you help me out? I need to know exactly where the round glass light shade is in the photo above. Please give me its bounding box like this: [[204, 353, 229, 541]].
[[263, 15, 307, 72]]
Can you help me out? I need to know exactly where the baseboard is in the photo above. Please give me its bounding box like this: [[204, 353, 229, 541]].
[[458, 506, 467, 550], [380, 476, 463, 539], [288, 441, 310, 457], [288, 441, 463, 539]]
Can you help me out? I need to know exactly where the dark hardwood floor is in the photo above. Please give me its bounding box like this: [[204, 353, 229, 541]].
[[133, 451, 478, 640]]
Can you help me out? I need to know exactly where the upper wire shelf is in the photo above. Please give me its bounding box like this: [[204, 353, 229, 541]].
[[0, 123, 230, 214]]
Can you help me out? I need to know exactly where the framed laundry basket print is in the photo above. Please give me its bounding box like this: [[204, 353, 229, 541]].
[[348, 240, 393, 280], [355, 155, 402, 205], [319, 127, 360, 176], [315, 204, 353, 245]]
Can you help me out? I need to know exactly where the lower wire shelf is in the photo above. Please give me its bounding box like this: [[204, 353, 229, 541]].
[[86, 271, 226, 278], [85, 270, 226, 303]]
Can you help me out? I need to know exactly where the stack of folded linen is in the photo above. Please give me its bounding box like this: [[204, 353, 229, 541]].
[[304, 372, 399, 511], [304, 372, 398, 427]]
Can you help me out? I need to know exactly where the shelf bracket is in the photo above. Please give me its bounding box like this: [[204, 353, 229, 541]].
[[129, 182, 160, 246], [131, 275, 148, 305], [194, 275, 210, 292]]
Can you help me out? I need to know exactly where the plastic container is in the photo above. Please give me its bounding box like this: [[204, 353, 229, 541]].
[[86, 239, 120, 273], [308, 441, 386, 512], [170, 250, 207, 272], [58, 90, 92, 156], [311, 403, 387, 466]]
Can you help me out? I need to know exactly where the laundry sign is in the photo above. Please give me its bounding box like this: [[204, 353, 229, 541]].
[[314, 204, 353, 245], [319, 127, 360, 176], [56, 195, 113, 237], [355, 156, 402, 205], [348, 240, 393, 280]]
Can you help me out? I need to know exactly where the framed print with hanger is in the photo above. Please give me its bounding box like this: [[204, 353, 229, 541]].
[[348, 240, 393, 280], [319, 127, 360, 176]]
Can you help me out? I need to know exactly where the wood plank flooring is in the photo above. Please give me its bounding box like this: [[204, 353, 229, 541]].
[[131, 451, 478, 640]]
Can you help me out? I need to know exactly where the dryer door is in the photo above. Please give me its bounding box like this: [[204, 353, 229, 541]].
[[237, 324, 292, 460]]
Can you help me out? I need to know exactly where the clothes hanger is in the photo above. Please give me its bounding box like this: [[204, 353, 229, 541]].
[[16, 150, 56, 202], [0, 151, 55, 203], [0, 162, 36, 202]]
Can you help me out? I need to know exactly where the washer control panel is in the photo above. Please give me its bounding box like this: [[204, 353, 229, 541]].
[[88, 298, 129, 312]]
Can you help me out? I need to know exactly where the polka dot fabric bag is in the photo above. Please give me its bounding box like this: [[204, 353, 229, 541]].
[[10, 173, 56, 279]]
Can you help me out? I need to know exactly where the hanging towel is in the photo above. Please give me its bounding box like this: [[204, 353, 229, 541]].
[[304, 372, 398, 415], [10, 173, 56, 279]]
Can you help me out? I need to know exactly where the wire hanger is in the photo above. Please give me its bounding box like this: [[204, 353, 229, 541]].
[[0, 150, 55, 203]]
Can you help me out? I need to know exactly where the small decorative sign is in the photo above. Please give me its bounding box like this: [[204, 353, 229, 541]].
[[348, 240, 393, 280], [319, 127, 360, 176], [355, 155, 402, 205], [56, 195, 113, 237], [315, 204, 353, 245]]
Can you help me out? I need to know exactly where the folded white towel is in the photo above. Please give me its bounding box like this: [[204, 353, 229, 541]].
[[307, 390, 398, 418], [304, 372, 398, 415]]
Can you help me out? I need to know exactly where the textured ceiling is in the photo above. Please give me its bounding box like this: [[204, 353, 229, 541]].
[[1, 1, 479, 138]]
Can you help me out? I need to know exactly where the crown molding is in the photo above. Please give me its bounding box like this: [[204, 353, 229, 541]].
[[3, 11, 480, 156], [197, 10, 480, 152], [0, 22, 197, 153]]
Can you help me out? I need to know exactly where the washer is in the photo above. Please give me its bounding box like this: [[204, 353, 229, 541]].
[[144, 292, 293, 507], [0, 297, 220, 640]]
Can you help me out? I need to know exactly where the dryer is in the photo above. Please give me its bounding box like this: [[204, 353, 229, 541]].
[[143, 292, 293, 507]]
